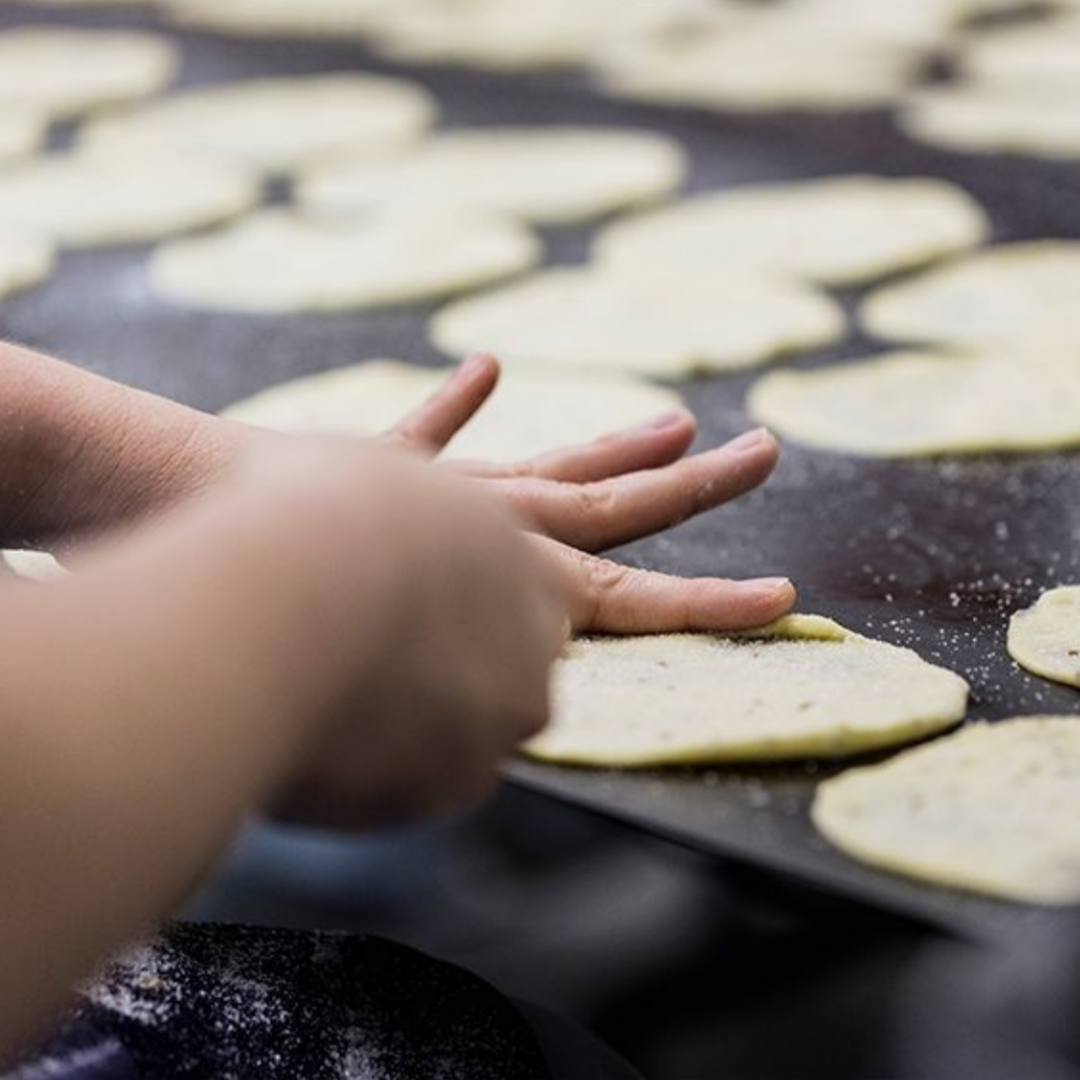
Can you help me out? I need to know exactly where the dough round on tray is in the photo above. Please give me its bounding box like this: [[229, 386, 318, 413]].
[[222, 359, 683, 463], [958, 17, 1080, 85], [899, 85, 1080, 159], [523, 616, 969, 766], [82, 74, 436, 175], [862, 242, 1080, 346], [0, 150, 259, 249], [0, 28, 177, 119], [429, 265, 844, 378], [596, 30, 926, 113], [166, 0, 425, 39], [813, 717, 1080, 905], [298, 126, 687, 225], [0, 110, 47, 164], [1008, 587, 1080, 688], [0, 231, 54, 296], [149, 208, 540, 313], [595, 175, 989, 287], [747, 349, 1080, 457]]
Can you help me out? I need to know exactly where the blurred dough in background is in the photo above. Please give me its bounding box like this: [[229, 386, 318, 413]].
[[956, 14, 1080, 87], [748, 349, 1080, 457], [0, 110, 47, 165], [165, 0, 414, 39], [0, 230, 54, 298], [223, 359, 683, 463], [0, 149, 258, 248], [82, 74, 436, 175], [0, 27, 177, 119], [813, 718, 1080, 905], [429, 265, 844, 378], [149, 208, 540, 313], [1008, 587, 1080, 688], [862, 242, 1080, 347], [524, 616, 969, 766], [297, 126, 687, 226], [596, 175, 989, 287], [1, 550, 66, 581]]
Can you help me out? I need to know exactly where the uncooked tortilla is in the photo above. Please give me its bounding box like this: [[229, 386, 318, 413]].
[[747, 349, 1080, 457], [0, 110, 46, 163], [82, 73, 436, 175], [595, 175, 989, 287], [1008, 587, 1080, 688], [0, 149, 258, 248], [0, 28, 177, 119], [166, 0, 418, 38], [957, 17, 1080, 85], [523, 615, 969, 766], [149, 208, 539, 313], [596, 30, 926, 113], [429, 265, 844, 378], [812, 717, 1080, 905], [222, 359, 683, 463], [899, 85, 1080, 159], [0, 231, 54, 298], [2, 550, 66, 581], [297, 126, 687, 225], [862, 242, 1080, 347]]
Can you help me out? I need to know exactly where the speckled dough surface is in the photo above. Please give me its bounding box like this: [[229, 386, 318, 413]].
[[523, 615, 969, 767], [813, 717, 1080, 905], [1008, 587, 1080, 688]]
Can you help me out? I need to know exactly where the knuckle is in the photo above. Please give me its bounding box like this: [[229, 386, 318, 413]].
[[574, 482, 618, 520]]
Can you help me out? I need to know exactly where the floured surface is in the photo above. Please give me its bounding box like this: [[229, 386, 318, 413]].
[[429, 265, 843, 377], [862, 242, 1080, 346], [223, 359, 682, 463], [813, 718, 1080, 905], [1009, 587, 1080, 688], [596, 175, 989, 286], [900, 85, 1080, 159], [523, 615, 969, 766], [82, 74, 435, 175], [0, 27, 176, 118], [298, 126, 686, 225], [0, 150, 258, 248], [0, 230, 53, 296], [748, 349, 1080, 457], [597, 30, 925, 113], [150, 209, 539, 313]]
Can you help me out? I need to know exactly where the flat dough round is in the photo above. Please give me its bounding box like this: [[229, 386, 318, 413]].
[[166, 0, 413, 38], [0, 110, 47, 164], [812, 717, 1080, 905], [150, 209, 539, 313], [0, 150, 258, 249], [862, 242, 1080, 347], [222, 359, 683, 463], [2, 550, 66, 581], [523, 615, 969, 766], [0, 231, 55, 298], [1008, 587, 1080, 688], [958, 18, 1080, 85], [82, 74, 436, 175], [298, 126, 687, 225], [748, 349, 1080, 457], [900, 85, 1080, 159], [429, 265, 844, 378], [595, 175, 989, 287], [0, 28, 177, 119], [596, 30, 925, 113]]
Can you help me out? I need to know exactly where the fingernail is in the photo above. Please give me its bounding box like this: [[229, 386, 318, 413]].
[[726, 427, 771, 453], [638, 409, 690, 432], [459, 352, 492, 379], [737, 577, 792, 596]]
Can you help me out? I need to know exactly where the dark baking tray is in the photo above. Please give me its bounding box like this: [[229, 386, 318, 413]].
[[3, 3, 1079, 945]]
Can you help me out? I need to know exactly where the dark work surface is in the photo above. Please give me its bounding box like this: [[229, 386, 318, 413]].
[[2, 3, 1078, 948]]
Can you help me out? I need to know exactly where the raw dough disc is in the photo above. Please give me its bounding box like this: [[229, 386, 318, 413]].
[[0, 150, 259, 249], [2, 550, 66, 581], [747, 349, 1080, 457], [0, 110, 47, 163], [862, 242, 1080, 347], [297, 126, 687, 225], [166, 0, 417, 38], [596, 30, 926, 113], [222, 359, 683, 463], [812, 717, 1080, 905], [429, 265, 844, 378], [595, 176, 989, 287], [0, 231, 55, 298], [1008, 587, 1080, 688], [0, 28, 177, 119], [523, 615, 969, 766], [957, 17, 1080, 85], [82, 73, 436, 175], [899, 85, 1080, 159], [149, 209, 540, 313]]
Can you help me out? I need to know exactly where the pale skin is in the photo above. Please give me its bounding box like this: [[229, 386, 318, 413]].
[[0, 342, 794, 1060]]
